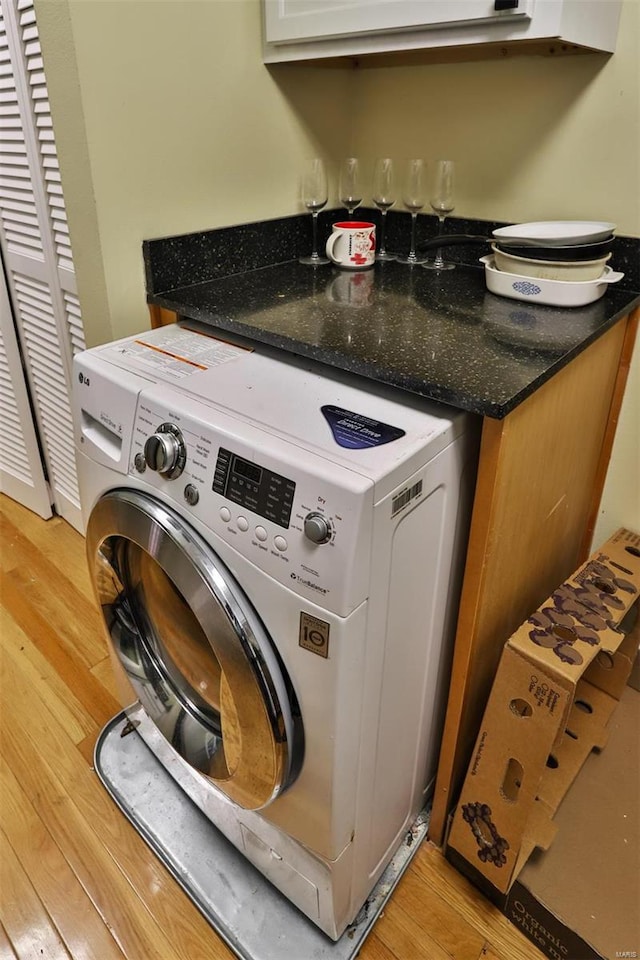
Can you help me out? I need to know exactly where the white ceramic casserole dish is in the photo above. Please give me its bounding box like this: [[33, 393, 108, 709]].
[[491, 244, 611, 281], [480, 256, 624, 307]]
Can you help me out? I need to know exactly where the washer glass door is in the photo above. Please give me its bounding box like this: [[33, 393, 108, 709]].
[[87, 489, 303, 810]]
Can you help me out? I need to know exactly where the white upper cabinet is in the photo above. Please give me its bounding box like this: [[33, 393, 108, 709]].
[[263, 0, 622, 63]]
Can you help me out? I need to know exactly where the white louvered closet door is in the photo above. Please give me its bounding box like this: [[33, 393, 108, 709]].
[[0, 259, 52, 517], [0, 0, 85, 532]]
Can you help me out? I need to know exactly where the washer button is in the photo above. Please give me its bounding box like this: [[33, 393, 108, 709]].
[[255, 526, 268, 542], [220, 507, 231, 523], [184, 483, 199, 506], [237, 516, 249, 532], [274, 536, 288, 552], [134, 453, 146, 473]]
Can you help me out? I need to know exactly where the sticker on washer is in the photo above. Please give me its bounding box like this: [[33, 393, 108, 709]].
[[299, 612, 330, 658], [321, 405, 405, 449], [111, 329, 249, 380]]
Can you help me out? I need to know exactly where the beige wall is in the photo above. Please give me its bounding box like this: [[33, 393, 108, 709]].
[[36, 0, 354, 345], [350, 0, 639, 232], [37, 0, 638, 534]]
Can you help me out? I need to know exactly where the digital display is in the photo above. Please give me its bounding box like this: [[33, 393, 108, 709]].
[[213, 448, 296, 529], [232, 457, 262, 485]]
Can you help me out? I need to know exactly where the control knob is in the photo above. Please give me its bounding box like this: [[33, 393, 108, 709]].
[[303, 512, 332, 544], [144, 424, 186, 479]]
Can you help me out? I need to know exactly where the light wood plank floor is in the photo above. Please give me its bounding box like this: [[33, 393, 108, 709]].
[[0, 495, 541, 960]]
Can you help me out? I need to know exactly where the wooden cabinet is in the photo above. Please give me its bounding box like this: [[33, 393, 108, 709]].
[[262, 0, 622, 64], [430, 308, 638, 843], [149, 302, 638, 845]]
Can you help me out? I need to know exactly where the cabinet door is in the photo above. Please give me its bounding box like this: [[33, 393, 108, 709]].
[[264, 0, 533, 45]]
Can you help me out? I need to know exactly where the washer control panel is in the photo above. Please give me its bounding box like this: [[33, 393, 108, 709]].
[[213, 447, 296, 529], [130, 392, 372, 614]]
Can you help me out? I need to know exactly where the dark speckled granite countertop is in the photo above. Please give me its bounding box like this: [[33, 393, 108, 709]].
[[144, 214, 640, 419]]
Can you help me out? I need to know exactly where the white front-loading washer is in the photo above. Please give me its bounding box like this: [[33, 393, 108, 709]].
[[73, 324, 477, 940]]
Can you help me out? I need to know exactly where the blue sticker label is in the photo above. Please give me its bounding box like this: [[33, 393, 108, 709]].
[[321, 405, 406, 449]]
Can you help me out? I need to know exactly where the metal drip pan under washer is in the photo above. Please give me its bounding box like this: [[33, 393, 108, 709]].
[[94, 711, 430, 960]]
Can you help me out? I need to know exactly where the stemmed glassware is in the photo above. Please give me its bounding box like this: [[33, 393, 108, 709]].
[[423, 160, 456, 271], [338, 157, 362, 219], [299, 158, 329, 266], [372, 158, 396, 261], [397, 159, 427, 265]]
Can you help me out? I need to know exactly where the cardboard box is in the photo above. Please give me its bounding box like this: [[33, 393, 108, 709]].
[[448, 683, 639, 960], [447, 527, 640, 959], [513, 682, 638, 959]]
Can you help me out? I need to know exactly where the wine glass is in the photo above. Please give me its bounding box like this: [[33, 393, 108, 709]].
[[396, 159, 427, 265], [339, 157, 362, 219], [372, 158, 396, 261], [299, 158, 330, 266], [423, 160, 456, 271]]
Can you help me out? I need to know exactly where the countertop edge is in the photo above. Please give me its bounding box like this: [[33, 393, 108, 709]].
[[147, 289, 640, 421]]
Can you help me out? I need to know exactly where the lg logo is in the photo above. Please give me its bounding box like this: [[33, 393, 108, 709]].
[[78, 372, 91, 386]]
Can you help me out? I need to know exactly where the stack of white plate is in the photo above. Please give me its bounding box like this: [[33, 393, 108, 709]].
[[481, 221, 625, 307]]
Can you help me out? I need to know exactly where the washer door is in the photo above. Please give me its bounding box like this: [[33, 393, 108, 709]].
[[87, 489, 303, 810]]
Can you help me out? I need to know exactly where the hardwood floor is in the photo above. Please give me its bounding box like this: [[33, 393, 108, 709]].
[[0, 495, 540, 960]]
